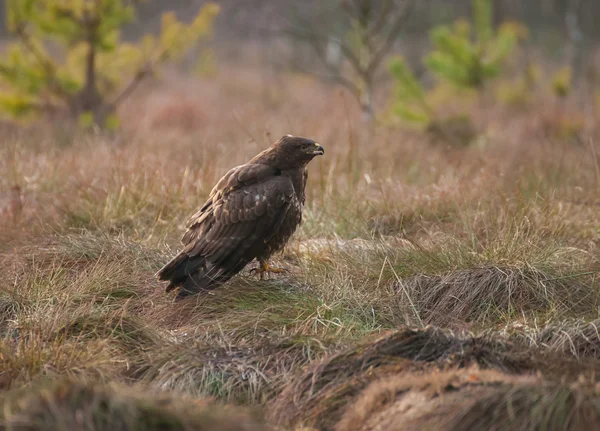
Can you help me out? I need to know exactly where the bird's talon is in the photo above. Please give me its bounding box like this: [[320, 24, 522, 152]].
[[268, 267, 287, 274], [250, 261, 286, 279]]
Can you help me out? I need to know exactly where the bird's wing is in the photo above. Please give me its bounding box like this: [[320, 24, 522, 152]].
[[182, 163, 280, 241], [179, 164, 294, 269]]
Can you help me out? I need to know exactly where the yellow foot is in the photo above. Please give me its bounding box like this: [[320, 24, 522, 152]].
[[249, 261, 287, 280]]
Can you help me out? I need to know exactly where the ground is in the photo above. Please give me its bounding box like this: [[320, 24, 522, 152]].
[[0, 66, 599, 430]]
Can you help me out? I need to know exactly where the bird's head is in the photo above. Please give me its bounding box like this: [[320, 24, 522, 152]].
[[254, 135, 324, 169]]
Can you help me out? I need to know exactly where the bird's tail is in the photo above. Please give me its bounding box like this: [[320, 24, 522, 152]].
[[156, 252, 235, 299]]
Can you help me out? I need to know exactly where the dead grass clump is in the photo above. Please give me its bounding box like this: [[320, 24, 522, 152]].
[[335, 368, 600, 431], [0, 293, 21, 331], [0, 328, 121, 390], [0, 377, 270, 431], [399, 264, 597, 328], [6, 231, 165, 275], [529, 318, 600, 359], [56, 311, 160, 357], [268, 326, 599, 430], [335, 369, 527, 431], [0, 232, 166, 309], [140, 337, 332, 405], [267, 327, 517, 430], [269, 359, 424, 431], [0, 232, 172, 388]]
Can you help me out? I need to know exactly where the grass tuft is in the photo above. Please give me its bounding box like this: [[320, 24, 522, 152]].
[[268, 326, 600, 430], [335, 369, 600, 431], [401, 264, 598, 328], [140, 337, 333, 405], [0, 377, 270, 431], [525, 318, 600, 359]]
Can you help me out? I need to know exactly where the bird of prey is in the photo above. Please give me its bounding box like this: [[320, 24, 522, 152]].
[[156, 135, 324, 298]]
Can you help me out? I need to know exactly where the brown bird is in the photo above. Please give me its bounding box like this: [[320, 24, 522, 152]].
[[157, 135, 324, 299]]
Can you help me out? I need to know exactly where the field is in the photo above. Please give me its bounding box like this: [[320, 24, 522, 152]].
[[1, 59, 600, 430]]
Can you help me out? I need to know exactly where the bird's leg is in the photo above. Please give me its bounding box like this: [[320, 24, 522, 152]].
[[249, 259, 286, 279]]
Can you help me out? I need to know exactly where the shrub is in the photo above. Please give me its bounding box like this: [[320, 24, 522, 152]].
[[425, 0, 523, 92], [0, 0, 219, 127]]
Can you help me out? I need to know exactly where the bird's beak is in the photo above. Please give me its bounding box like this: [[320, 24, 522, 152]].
[[311, 143, 325, 156]]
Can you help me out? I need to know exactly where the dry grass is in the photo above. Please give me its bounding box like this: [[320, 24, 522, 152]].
[[138, 337, 332, 405], [517, 318, 600, 359], [268, 327, 600, 430], [0, 62, 599, 429], [335, 369, 600, 431], [0, 377, 270, 431], [399, 264, 597, 328]]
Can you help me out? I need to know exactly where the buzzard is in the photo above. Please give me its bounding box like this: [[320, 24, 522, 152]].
[[156, 135, 324, 298]]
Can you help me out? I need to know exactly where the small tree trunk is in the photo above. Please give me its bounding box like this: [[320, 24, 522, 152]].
[[70, 20, 107, 125], [359, 79, 376, 147], [564, 0, 584, 80], [83, 41, 96, 106], [360, 81, 374, 124], [361, 100, 373, 123], [478, 84, 488, 132]]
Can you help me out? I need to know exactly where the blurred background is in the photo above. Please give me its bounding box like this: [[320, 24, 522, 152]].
[[0, 0, 598, 129], [0, 0, 599, 244]]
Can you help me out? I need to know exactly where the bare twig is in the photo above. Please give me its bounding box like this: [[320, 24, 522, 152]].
[[365, 1, 414, 78], [285, 24, 366, 80], [369, 0, 395, 39], [279, 0, 414, 122], [109, 66, 153, 110]]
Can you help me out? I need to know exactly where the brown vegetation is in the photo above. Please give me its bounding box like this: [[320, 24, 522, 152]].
[[268, 327, 600, 430], [334, 369, 600, 431], [0, 18, 599, 429], [0, 378, 269, 431]]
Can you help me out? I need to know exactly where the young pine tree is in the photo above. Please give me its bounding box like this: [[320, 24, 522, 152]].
[[425, 0, 523, 92], [0, 0, 219, 127]]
